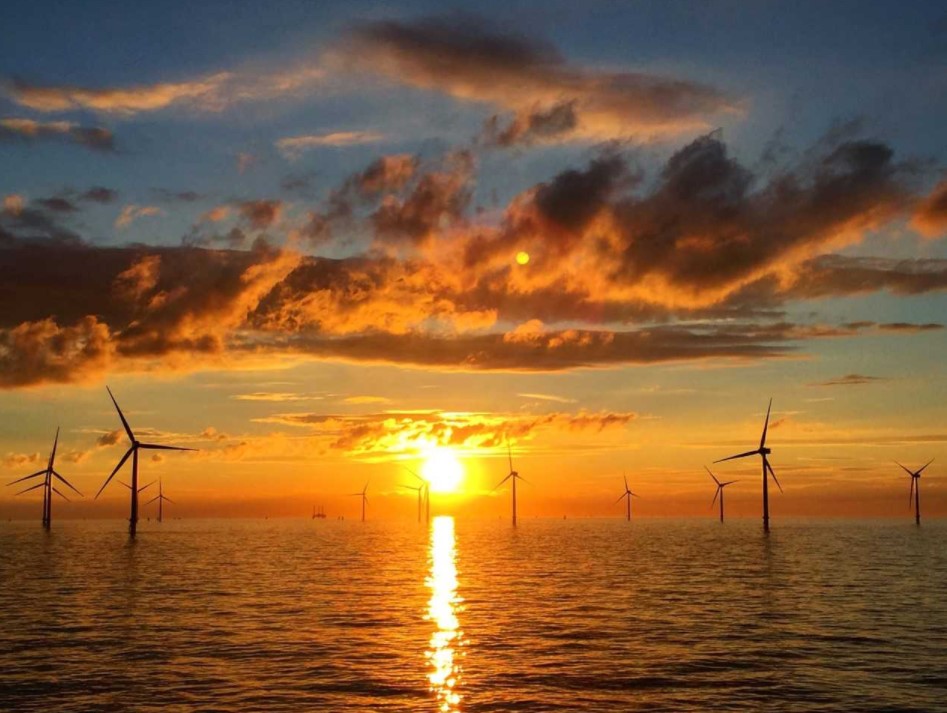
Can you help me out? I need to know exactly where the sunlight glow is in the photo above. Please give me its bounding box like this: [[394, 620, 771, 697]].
[[422, 447, 465, 494], [426, 516, 464, 712], [516, 251, 530, 265]]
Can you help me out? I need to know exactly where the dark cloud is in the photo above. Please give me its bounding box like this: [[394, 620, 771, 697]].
[[237, 200, 283, 230], [0, 117, 115, 152], [483, 101, 578, 146], [912, 178, 947, 237], [808, 373, 888, 387], [340, 16, 738, 142], [80, 187, 118, 204]]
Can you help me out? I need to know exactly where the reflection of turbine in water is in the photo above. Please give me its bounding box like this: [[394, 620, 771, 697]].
[[426, 516, 464, 712]]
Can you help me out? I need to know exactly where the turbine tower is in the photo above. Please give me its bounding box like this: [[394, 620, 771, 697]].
[[95, 386, 194, 537], [401, 483, 423, 523], [6, 427, 82, 529], [615, 474, 639, 521], [706, 466, 737, 523], [405, 466, 430, 523], [348, 481, 369, 522], [145, 478, 175, 523], [495, 438, 526, 526], [714, 398, 781, 532], [896, 459, 933, 525]]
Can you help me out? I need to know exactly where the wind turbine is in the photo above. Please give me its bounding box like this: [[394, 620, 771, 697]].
[[145, 478, 174, 523], [405, 466, 430, 523], [401, 483, 424, 523], [95, 386, 194, 537], [614, 474, 639, 521], [6, 427, 82, 529], [706, 467, 737, 523], [348, 481, 369, 522], [896, 459, 933, 525], [495, 437, 526, 526], [714, 398, 781, 532]]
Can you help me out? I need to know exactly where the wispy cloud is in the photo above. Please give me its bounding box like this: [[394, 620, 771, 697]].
[[115, 204, 162, 229], [808, 373, 889, 387], [276, 130, 385, 159], [0, 117, 114, 152], [517, 392, 577, 403]]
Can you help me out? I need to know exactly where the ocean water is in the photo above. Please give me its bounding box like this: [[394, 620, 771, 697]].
[[1, 517, 945, 712]]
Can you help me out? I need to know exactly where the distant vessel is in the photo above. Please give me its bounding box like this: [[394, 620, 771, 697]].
[[312, 505, 327, 520]]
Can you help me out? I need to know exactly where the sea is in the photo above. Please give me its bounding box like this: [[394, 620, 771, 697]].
[[1, 517, 945, 712]]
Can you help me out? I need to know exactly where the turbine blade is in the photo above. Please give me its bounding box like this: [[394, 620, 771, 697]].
[[909, 476, 915, 507], [894, 461, 914, 477], [144, 495, 160, 505], [163, 496, 175, 504], [765, 458, 783, 493], [624, 474, 629, 491], [917, 458, 935, 475], [507, 437, 514, 474], [15, 482, 46, 496], [711, 487, 720, 508], [138, 480, 156, 493], [516, 474, 531, 486], [6, 469, 47, 486], [714, 449, 759, 463], [106, 386, 135, 442], [615, 492, 627, 505], [52, 486, 71, 502], [138, 443, 196, 451], [721, 480, 738, 486], [52, 470, 83, 496], [704, 466, 720, 486], [48, 426, 60, 471], [95, 447, 134, 499], [759, 398, 772, 449], [494, 473, 513, 490], [118, 481, 131, 490], [630, 492, 641, 498]]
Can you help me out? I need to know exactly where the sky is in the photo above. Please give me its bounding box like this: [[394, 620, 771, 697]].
[[1, 0, 946, 520]]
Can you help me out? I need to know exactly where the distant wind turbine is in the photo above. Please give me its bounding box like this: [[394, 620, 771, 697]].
[[495, 437, 527, 526], [348, 481, 369, 522], [614, 474, 639, 521], [896, 459, 933, 525], [145, 478, 175, 523], [95, 386, 195, 537], [405, 466, 430, 523], [401, 483, 424, 523], [706, 466, 737, 523], [714, 398, 782, 532], [6, 427, 82, 529]]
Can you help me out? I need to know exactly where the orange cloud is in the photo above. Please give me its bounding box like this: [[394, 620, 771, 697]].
[[0, 117, 114, 151], [276, 130, 385, 159]]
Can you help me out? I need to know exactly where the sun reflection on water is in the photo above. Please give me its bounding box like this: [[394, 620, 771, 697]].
[[426, 515, 464, 712]]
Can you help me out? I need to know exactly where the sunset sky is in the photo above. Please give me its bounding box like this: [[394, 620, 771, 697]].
[[2, 1, 946, 519]]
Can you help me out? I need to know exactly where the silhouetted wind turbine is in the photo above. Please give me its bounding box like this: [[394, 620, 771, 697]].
[[896, 459, 933, 525], [405, 466, 430, 523], [401, 483, 424, 523], [348, 481, 369, 522], [495, 437, 527, 526], [6, 427, 82, 529], [95, 386, 194, 537], [714, 398, 781, 532], [614, 474, 639, 521], [145, 478, 174, 523], [706, 466, 737, 523]]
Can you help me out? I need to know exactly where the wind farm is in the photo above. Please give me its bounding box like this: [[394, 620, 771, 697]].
[[1, 3, 946, 711]]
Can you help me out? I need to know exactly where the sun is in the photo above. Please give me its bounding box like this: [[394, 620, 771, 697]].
[[515, 251, 530, 265], [422, 447, 465, 494]]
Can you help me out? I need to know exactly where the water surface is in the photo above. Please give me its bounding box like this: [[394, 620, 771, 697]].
[[1, 517, 945, 711]]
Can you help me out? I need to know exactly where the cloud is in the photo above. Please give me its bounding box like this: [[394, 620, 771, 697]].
[[254, 408, 637, 455], [276, 130, 385, 159], [2, 64, 325, 117], [517, 393, 577, 404], [339, 16, 739, 142], [3, 452, 41, 469], [97, 429, 123, 446], [115, 204, 162, 229], [342, 395, 391, 405], [237, 200, 283, 230], [808, 373, 889, 387], [0, 117, 114, 152], [231, 392, 323, 402], [80, 187, 119, 204], [911, 178, 947, 238]]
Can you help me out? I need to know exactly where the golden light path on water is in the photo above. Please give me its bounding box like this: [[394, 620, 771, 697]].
[[426, 516, 464, 712]]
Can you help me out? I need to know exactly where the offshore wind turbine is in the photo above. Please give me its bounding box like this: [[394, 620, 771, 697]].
[[714, 398, 782, 532], [401, 483, 424, 523], [706, 466, 737, 523], [405, 466, 430, 523], [145, 478, 175, 523], [614, 475, 639, 521], [495, 438, 526, 526], [6, 427, 82, 529], [896, 459, 933, 525], [95, 386, 194, 537], [348, 481, 369, 522]]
